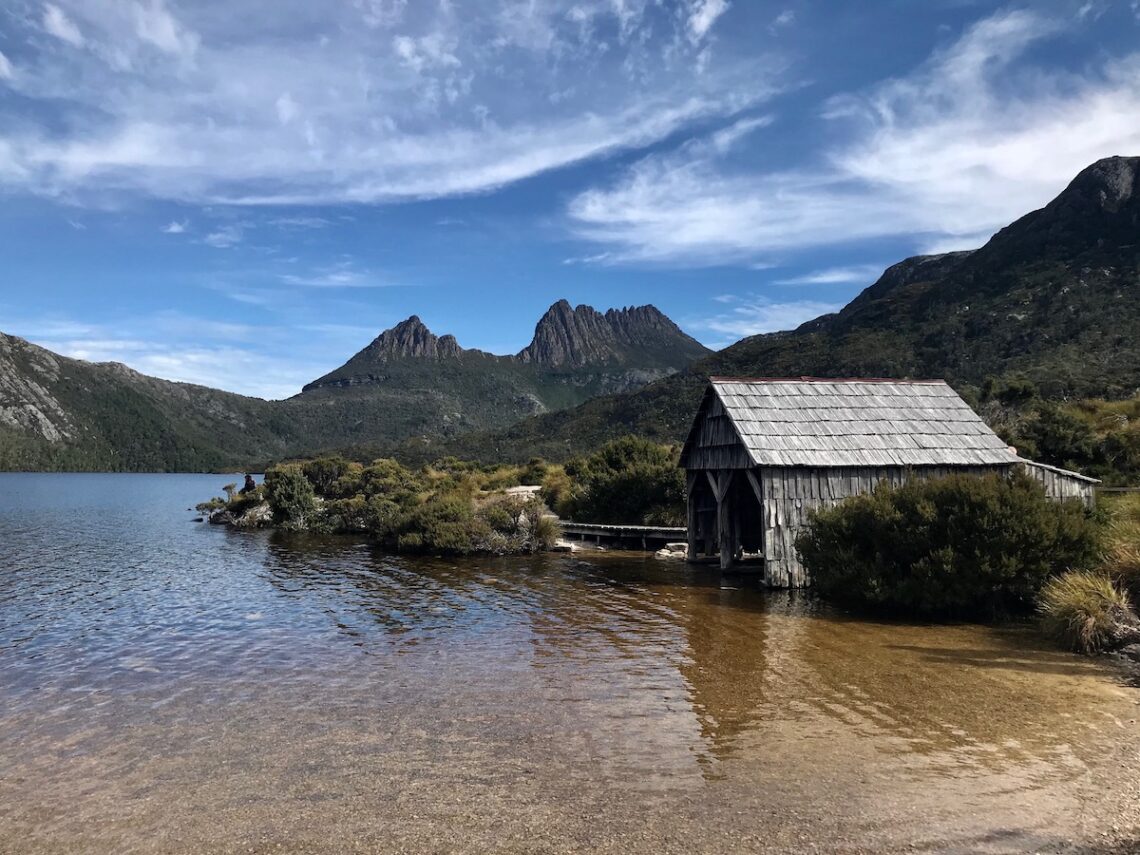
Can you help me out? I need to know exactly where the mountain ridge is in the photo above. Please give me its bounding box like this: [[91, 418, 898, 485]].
[[0, 300, 710, 471]]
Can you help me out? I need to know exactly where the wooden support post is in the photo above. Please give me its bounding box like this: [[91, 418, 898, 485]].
[[746, 469, 764, 564], [686, 471, 699, 561], [716, 470, 735, 571]]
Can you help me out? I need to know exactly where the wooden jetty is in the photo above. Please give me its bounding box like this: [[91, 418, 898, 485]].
[[560, 522, 686, 551]]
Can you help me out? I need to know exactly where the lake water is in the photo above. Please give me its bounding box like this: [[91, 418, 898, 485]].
[[1, 473, 1138, 854]]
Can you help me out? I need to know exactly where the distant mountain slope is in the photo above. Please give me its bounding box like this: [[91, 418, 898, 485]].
[[0, 301, 709, 471], [286, 302, 710, 451], [0, 332, 294, 471], [429, 156, 1140, 464]]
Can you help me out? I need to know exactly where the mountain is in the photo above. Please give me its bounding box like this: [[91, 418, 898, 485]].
[[0, 302, 708, 471], [0, 332, 294, 471], [286, 302, 709, 451], [429, 156, 1140, 464]]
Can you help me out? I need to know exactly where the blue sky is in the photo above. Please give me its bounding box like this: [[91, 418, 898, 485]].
[[1, 0, 1139, 398]]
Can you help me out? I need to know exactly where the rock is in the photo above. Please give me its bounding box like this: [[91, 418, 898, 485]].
[[517, 300, 704, 367], [655, 543, 688, 561], [192, 517, 204, 523], [1118, 643, 1140, 663]]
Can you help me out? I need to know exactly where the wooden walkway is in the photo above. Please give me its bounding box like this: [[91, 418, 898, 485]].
[[560, 522, 686, 550]]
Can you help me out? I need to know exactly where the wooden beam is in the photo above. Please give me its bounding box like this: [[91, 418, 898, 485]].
[[745, 469, 763, 505], [686, 485, 699, 561], [717, 470, 735, 571], [706, 470, 721, 501]]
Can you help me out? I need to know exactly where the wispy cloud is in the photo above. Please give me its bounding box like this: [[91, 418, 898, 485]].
[[161, 219, 187, 234], [769, 9, 795, 32], [10, 310, 366, 399], [0, 0, 778, 205], [0, 50, 14, 80], [268, 216, 332, 230], [203, 224, 244, 248], [568, 9, 1140, 265], [279, 261, 390, 288], [774, 265, 884, 285], [687, 0, 731, 43], [42, 4, 84, 46], [691, 296, 843, 345]]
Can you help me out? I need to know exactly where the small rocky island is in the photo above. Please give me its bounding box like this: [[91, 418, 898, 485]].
[[199, 456, 561, 556]]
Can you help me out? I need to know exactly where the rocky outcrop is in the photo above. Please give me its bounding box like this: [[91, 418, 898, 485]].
[[517, 300, 705, 367], [356, 316, 463, 362], [0, 333, 75, 442]]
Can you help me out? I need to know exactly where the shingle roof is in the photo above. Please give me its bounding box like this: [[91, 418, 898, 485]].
[[705, 377, 1017, 468]]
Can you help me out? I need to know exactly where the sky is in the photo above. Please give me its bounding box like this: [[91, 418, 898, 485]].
[[1, 0, 1139, 399]]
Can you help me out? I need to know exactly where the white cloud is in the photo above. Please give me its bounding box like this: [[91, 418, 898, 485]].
[[161, 219, 187, 233], [279, 261, 389, 288], [0, 0, 778, 205], [43, 4, 84, 46], [770, 9, 794, 31], [268, 216, 331, 229], [275, 93, 299, 125], [568, 9, 1140, 265], [692, 297, 842, 343], [131, 0, 199, 59], [687, 0, 730, 43], [0, 50, 13, 80], [774, 265, 885, 285], [203, 224, 244, 248], [12, 311, 359, 399]]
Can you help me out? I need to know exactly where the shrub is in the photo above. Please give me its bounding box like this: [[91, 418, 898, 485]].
[[302, 457, 352, 495], [560, 436, 685, 525], [226, 484, 265, 515], [519, 458, 548, 486], [196, 496, 226, 512], [1038, 571, 1140, 653], [796, 472, 1102, 619], [264, 465, 317, 530], [540, 466, 573, 516]]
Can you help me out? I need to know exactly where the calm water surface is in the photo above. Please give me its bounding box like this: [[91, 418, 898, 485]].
[[1, 473, 1138, 854]]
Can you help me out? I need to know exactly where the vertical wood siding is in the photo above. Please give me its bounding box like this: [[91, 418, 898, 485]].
[[1016, 461, 1097, 508], [684, 397, 754, 470]]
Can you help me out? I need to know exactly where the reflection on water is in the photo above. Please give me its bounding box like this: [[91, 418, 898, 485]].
[[0, 474, 1136, 852]]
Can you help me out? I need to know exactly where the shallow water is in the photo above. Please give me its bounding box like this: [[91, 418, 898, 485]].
[[1, 473, 1137, 853]]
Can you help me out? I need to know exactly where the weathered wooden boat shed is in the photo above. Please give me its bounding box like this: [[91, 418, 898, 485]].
[[679, 377, 1098, 587]]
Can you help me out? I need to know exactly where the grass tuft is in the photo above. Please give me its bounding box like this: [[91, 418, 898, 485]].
[[1038, 570, 1139, 654]]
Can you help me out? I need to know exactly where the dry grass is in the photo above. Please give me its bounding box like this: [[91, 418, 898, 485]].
[[1103, 494, 1140, 599], [1038, 570, 1138, 654]]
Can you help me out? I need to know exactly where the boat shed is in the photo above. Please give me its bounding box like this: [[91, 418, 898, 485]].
[[679, 378, 1098, 587]]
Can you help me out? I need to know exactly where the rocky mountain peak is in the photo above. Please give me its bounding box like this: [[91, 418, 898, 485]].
[[979, 155, 1140, 265], [518, 301, 703, 367], [364, 316, 463, 361], [1069, 155, 1137, 210]]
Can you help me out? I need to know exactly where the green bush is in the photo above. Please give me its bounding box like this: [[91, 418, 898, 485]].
[[264, 465, 317, 530], [302, 456, 352, 495], [796, 472, 1101, 619], [1038, 571, 1140, 654], [560, 436, 685, 525]]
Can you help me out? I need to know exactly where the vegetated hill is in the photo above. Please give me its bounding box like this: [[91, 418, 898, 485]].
[[0, 332, 297, 471], [0, 301, 709, 471], [424, 156, 1140, 465]]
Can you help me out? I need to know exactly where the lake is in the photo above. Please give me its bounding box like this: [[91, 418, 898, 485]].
[[1, 473, 1138, 853]]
